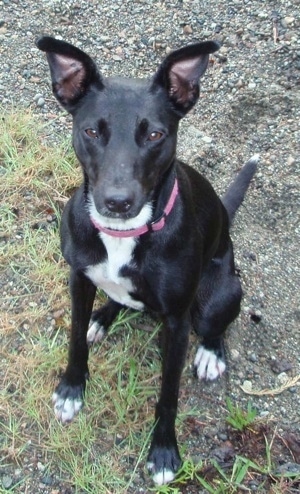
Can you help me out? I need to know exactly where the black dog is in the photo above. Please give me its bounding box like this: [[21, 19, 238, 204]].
[[37, 36, 258, 485]]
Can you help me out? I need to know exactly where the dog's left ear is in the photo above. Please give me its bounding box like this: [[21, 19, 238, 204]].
[[152, 41, 219, 117]]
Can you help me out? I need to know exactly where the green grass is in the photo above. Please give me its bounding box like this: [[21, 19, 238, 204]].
[[0, 108, 299, 493], [225, 397, 257, 431]]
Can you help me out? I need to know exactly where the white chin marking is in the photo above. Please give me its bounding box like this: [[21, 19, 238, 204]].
[[88, 195, 153, 231], [151, 468, 175, 486], [52, 392, 83, 423], [87, 320, 105, 344], [194, 345, 226, 381]]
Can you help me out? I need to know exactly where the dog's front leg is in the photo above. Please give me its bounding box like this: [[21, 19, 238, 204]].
[[53, 269, 96, 423], [147, 313, 190, 485]]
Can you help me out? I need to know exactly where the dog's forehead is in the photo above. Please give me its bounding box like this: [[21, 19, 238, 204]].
[[81, 76, 168, 122], [102, 76, 155, 110]]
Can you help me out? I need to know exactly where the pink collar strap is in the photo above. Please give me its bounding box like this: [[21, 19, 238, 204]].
[[91, 178, 179, 238]]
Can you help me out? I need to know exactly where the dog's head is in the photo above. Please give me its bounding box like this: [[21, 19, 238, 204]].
[[37, 37, 219, 223]]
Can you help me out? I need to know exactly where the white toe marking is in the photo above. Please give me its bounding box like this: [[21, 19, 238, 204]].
[[194, 346, 226, 381], [152, 469, 175, 486], [87, 320, 105, 344], [147, 462, 175, 486], [52, 392, 83, 423]]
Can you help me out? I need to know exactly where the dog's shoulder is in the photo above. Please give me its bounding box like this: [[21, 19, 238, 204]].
[[177, 161, 222, 212], [60, 185, 106, 268]]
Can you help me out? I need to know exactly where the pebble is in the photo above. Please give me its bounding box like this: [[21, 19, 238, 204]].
[[2, 475, 13, 489], [242, 380, 252, 391], [36, 97, 45, 107], [202, 136, 213, 144], [277, 372, 289, 385], [33, 93, 43, 102], [284, 16, 295, 25], [230, 349, 240, 361], [287, 155, 295, 166], [183, 24, 193, 35], [248, 353, 258, 363], [41, 475, 53, 486], [37, 462, 46, 472]]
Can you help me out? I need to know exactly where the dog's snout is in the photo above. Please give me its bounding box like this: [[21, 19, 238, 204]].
[[105, 193, 133, 214]]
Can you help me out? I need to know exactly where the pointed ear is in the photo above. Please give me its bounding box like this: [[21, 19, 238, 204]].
[[152, 41, 219, 117], [36, 36, 104, 111]]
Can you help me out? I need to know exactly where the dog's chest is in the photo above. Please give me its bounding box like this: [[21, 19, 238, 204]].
[[85, 234, 144, 310]]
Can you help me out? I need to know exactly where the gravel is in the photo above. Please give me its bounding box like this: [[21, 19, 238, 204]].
[[1, 0, 299, 492]]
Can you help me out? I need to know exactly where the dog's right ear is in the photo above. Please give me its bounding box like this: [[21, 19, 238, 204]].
[[36, 36, 104, 111]]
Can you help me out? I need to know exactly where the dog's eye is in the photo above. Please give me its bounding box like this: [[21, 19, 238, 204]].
[[148, 131, 163, 142], [85, 128, 98, 138]]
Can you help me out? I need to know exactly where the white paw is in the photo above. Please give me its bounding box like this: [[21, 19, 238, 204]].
[[194, 346, 226, 381], [147, 463, 175, 486], [52, 392, 83, 423], [87, 320, 105, 344]]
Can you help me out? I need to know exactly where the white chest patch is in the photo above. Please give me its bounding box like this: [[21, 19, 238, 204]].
[[85, 234, 144, 311]]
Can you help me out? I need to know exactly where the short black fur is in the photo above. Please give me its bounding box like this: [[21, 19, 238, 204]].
[[37, 36, 257, 486]]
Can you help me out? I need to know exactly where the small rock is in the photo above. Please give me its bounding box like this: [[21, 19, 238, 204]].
[[183, 25, 193, 35], [41, 475, 53, 486], [53, 308, 65, 319], [115, 46, 124, 57], [270, 358, 293, 374], [287, 156, 295, 166], [250, 310, 262, 323], [37, 461, 46, 472], [242, 380, 252, 391], [231, 349, 240, 361], [2, 475, 13, 489], [202, 135, 213, 144], [275, 462, 300, 475], [276, 372, 288, 385], [36, 97, 45, 107], [33, 93, 43, 102], [249, 353, 257, 363], [284, 16, 295, 25]]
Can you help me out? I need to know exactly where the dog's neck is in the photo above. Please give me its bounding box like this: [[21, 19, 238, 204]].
[[90, 176, 179, 238]]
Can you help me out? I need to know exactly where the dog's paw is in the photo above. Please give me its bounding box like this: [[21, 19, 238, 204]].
[[87, 320, 106, 345], [147, 462, 176, 486], [53, 392, 83, 423], [147, 444, 181, 486], [52, 381, 85, 423], [194, 345, 226, 380]]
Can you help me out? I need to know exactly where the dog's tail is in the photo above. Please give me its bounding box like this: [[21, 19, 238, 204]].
[[222, 154, 259, 225]]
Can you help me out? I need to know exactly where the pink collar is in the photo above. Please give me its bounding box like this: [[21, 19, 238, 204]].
[[91, 178, 179, 238]]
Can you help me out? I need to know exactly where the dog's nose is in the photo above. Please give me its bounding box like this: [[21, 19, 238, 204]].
[[105, 194, 133, 214]]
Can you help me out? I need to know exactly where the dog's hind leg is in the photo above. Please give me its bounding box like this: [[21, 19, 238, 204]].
[[192, 248, 242, 381], [87, 300, 124, 345]]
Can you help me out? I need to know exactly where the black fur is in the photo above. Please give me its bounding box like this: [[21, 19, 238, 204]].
[[37, 36, 257, 485]]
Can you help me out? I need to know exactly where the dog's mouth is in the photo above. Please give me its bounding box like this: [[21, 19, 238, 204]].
[[88, 194, 153, 232], [99, 209, 136, 220]]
